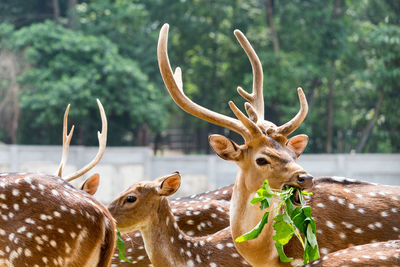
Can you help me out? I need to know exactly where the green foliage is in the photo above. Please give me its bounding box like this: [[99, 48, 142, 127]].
[[1, 20, 166, 145], [116, 229, 131, 263], [236, 181, 319, 264], [0, 0, 399, 151]]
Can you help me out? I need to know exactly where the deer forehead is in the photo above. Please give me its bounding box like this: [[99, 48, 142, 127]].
[[247, 137, 294, 162], [119, 183, 158, 199]]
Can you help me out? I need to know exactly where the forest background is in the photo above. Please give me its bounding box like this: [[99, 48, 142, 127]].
[[0, 0, 399, 154]]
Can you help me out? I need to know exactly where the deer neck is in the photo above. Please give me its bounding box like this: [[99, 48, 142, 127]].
[[230, 169, 284, 267], [139, 197, 189, 267]]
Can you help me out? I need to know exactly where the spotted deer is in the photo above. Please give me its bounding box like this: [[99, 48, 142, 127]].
[[0, 100, 117, 267], [307, 240, 400, 267], [111, 185, 232, 266], [158, 23, 400, 266], [108, 172, 249, 267]]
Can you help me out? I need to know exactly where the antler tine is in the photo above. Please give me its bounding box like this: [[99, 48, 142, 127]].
[[234, 30, 264, 121], [64, 99, 107, 182], [158, 23, 249, 139], [173, 67, 183, 91], [276, 87, 308, 136], [56, 104, 75, 177], [228, 101, 262, 141]]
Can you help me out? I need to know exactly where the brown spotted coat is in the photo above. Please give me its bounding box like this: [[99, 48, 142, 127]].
[[0, 173, 116, 267]]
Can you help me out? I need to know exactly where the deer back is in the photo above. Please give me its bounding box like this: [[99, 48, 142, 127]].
[[0, 172, 116, 267], [306, 240, 400, 267]]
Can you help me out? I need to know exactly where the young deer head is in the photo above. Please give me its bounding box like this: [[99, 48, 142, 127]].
[[0, 100, 116, 267], [108, 172, 249, 267], [111, 185, 232, 266], [158, 24, 400, 266]]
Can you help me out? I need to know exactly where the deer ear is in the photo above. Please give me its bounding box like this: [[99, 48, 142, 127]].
[[156, 172, 181, 196], [209, 134, 242, 161], [79, 173, 100, 195], [287, 134, 308, 158]]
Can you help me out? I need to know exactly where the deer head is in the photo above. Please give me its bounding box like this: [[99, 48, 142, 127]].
[[109, 172, 182, 233], [108, 172, 249, 267]]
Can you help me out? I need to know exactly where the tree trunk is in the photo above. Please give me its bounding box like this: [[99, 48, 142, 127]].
[[356, 89, 385, 153], [307, 77, 322, 109], [265, 0, 280, 54], [67, 0, 78, 30], [0, 52, 21, 144], [326, 75, 335, 153], [52, 0, 60, 24], [325, 0, 342, 153]]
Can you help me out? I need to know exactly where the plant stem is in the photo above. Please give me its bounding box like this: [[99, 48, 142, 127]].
[[294, 228, 305, 249]]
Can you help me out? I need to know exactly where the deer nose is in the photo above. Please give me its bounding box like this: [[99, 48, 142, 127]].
[[297, 173, 314, 189]]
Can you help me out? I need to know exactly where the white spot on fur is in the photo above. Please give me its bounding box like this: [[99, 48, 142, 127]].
[[25, 218, 35, 224], [216, 244, 224, 250], [381, 211, 389, 217], [354, 228, 363, 234]]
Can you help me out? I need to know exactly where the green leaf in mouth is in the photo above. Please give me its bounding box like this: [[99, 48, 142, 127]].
[[235, 180, 320, 264]]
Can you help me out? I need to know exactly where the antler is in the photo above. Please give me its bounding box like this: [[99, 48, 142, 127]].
[[234, 30, 264, 122], [158, 24, 263, 142], [158, 23, 308, 142], [276, 87, 308, 136], [62, 99, 107, 182], [56, 104, 75, 177], [233, 30, 308, 136]]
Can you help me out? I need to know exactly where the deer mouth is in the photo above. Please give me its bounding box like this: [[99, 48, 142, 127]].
[[293, 188, 301, 205], [283, 185, 302, 205]]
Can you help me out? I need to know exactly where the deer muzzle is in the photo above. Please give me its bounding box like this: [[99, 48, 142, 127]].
[[296, 173, 314, 189]]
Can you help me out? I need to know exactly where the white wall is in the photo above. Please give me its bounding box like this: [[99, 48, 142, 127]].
[[1, 145, 399, 203]]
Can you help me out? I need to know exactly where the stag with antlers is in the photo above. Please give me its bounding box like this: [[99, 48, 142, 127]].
[[158, 23, 400, 266], [0, 100, 116, 267]]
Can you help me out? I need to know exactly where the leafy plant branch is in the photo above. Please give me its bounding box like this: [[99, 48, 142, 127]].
[[235, 180, 320, 264]]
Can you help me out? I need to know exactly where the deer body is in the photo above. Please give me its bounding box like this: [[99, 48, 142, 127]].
[[157, 23, 400, 266], [294, 178, 400, 259], [108, 173, 249, 267], [0, 173, 116, 267], [307, 240, 400, 267]]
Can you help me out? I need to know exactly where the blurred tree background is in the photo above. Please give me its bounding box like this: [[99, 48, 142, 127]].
[[0, 0, 399, 153]]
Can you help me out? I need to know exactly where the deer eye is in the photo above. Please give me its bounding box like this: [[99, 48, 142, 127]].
[[126, 196, 137, 203], [256, 158, 270, 166]]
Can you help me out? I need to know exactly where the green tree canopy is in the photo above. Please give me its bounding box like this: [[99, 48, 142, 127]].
[[1, 21, 166, 145]]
